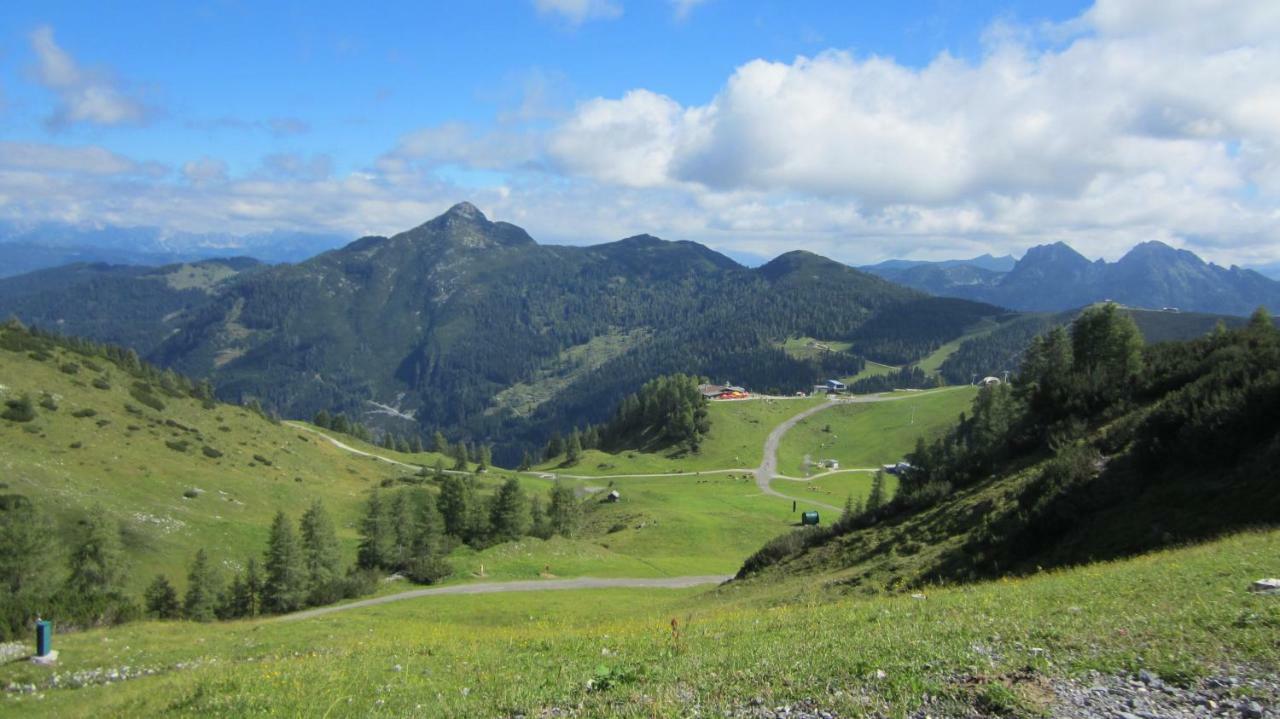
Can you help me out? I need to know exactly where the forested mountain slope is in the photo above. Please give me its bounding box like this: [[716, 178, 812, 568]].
[[738, 305, 1280, 590], [2, 203, 1008, 460]]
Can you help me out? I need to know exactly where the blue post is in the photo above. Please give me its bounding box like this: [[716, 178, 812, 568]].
[[35, 620, 52, 657]]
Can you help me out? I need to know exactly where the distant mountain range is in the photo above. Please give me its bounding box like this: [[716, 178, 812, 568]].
[[0, 203, 1006, 460], [862, 241, 1280, 316], [0, 220, 347, 277]]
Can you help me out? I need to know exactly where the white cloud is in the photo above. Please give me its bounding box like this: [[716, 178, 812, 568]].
[[29, 25, 149, 129], [532, 0, 622, 26], [670, 0, 708, 21], [4, 1, 1280, 270]]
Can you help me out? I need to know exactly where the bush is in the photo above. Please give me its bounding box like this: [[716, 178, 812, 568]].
[[71, 408, 98, 418], [405, 557, 453, 585], [38, 393, 58, 411], [253, 454, 273, 466], [130, 383, 166, 412], [2, 395, 37, 422], [59, 362, 80, 375], [183, 488, 201, 499], [201, 446, 223, 459], [92, 377, 111, 390], [166, 439, 191, 453], [736, 527, 827, 578]]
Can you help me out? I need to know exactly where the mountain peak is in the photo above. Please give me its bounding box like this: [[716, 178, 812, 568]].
[[443, 201, 485, 221]]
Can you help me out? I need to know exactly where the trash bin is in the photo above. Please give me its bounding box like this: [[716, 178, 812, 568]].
[[801, 511, 820, 526], [36, 620, 52, 657]]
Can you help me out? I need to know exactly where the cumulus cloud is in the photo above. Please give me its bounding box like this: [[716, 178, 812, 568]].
[[532, 0, 622, 26], [29, 25, 149, 129], [182, 157, 228, 186]]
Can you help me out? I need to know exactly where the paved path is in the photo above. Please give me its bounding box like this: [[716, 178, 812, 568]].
[[277, 575, 730, 621], [752, 388, 967, 512]]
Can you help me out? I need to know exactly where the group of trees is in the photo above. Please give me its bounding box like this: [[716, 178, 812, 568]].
[[739, 304, 1280, 579], [145, 501, 370, 622], [311, 409, 374, 443], [0, 502, 139, 640], [596, 374, 711, 453], [355, 477, 582, 582]]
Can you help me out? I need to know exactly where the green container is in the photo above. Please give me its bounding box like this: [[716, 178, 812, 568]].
[[801, 511, 820, 526], [36, 620, 52, 657]]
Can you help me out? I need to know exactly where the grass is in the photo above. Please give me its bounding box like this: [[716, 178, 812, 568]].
[[0, 341, 425, 594], [775, 388, 976, 477], [487, 328, 652, 418], [768, 472, 899, 510], [537, 396, 826, 476], [777, 336, 853, 361], [4, 529, 1277, 717]]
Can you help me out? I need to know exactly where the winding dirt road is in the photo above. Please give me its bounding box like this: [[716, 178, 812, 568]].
[[277, 575, 731, 621]]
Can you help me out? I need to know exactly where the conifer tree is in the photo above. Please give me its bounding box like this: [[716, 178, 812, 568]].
[[565, 430, 582, 465], [144, 575, 181, 619], [544, 432, 564, 461], [866, 472, 887, 514], [67, 506, 126, 600], [547, 481, 580, 537], [452, 441, 470, 471], [438, 476, 471, 538], [0, 502, 59, 639], [184, 549, 221, 622], [409, 435, 424, 454], [235, 558, 262, 618], [300, 500, 343, 604], [262, 511, 307, 614], [489, 478, 531, 542], [390, 491, 419, 570], [518, 450, 533, 471], [433, 431, 448, 453], [357, 490, 393, 570]]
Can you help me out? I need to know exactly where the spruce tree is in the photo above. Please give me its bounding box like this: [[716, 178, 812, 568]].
[[357, 490, 393, 570], [452, 442, 470, 471], [67, 506, 126, 599], [438, 476, 471, 539], [489, 478, 531, 542], [239, 558, 262, 618], [518, 450, 533, 471], [300, 500, 343, 605], [433, 431, 448, 453], [409, 435, 424, 454], [184, 549, 221, 622], [144, 575, 181, 619], [0, 501, 60, 639], [866, 472, 887, 514], [262, 511, 307, 614], [565, 431, 582, 466], [390, 491, 419, 571], [547, 481, 580, 538]]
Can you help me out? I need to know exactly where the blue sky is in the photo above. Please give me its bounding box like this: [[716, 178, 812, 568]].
[[1, 1, 1278, 267]]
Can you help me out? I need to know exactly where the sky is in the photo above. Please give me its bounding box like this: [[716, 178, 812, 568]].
[[0, 0, 1278, 267]]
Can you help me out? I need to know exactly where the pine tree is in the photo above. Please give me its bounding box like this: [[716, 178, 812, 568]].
[[409, 435, 424, 454], [357, 490, 394, 570], [0, 501, 60, 639], [452, 442, 470, 471], [144, 575, 181, 619], [433, 431, 448, 453], [184, 549, 221, 622], [438, 476, 471, 538], [477, 445, 491, 472], [866, 472, 887, 514], [238, 558, 262, 618], [300, 500, 343, 605], [544, 432, 564, 461], [406, 489, 451, 584], [565, 431, 582, 466], [547, 481, 580, 537], [528, 496, 550, 539], [262, 511, 307, 614], [67, 506, 126, 599], [518, 450, 533, 471], [489, 478, 531, 542], [390, 491, 419, 570]]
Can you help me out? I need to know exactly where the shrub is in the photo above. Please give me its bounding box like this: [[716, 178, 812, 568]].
[[130, 382, 166, 412], [92, 378, 111, 391], [82, 360, 103, 372], [183, 488, 202, 499], [2, 395, 37, 423], [166, 439, 191, 453], [71, 408, 98, 418], [38, 393, 58, 411], [70, 441, 83, 449], [736, 527, 826, 578], [405, 557, 453, 584], [607, 522, 628, 534], [27, 351, 51, 362], [60, 362, 80, 375], [253, 454, 273, 466], [201, 446, 223, 459]]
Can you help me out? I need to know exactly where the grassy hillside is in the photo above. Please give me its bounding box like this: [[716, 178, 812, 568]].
[[0, 327, 418, 593], [3, 529, 1276, 717], [774, 387, 976, 477], [537, 396, 825, 475]]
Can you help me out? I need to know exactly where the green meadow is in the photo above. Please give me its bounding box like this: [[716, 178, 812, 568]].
[[3, 529, 1277, 717]]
